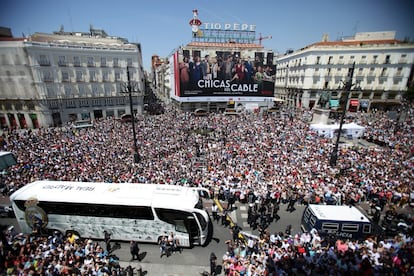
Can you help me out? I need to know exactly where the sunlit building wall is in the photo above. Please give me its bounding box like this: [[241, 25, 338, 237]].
[[275, 31, 414, 112], [0, 27, 144, 129]]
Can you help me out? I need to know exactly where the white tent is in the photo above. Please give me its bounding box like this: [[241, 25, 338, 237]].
[[309, 123, 338, 138], [310, 122, 365, 139], [343, 122, 365, 139]]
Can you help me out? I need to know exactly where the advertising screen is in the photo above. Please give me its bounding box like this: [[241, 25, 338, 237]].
[[174, 50, 275, 99]]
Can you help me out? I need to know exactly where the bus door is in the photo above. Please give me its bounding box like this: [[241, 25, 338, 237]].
[[185, 216, 200, 245]]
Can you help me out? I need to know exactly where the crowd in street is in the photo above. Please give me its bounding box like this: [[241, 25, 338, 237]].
[[0, 227, 135, 275], [0, 103, 413, 275], [219, 225, 412, 275]]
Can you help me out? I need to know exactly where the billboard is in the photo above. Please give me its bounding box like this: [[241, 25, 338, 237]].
[[172, 50, 275, 101]]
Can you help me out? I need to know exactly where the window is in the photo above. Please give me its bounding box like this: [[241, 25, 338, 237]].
[[64, 85, 72, 97], [62, 71, 69, 82], [39, 55, 50, 66], [385, 55, 390, 64], [15, 200, 154, 220], [76, 71, 83, 82], [338, 56, 344, 64], [363, 224, 371, 233], [87, 57, 95, 67], [321, 223, 339, 233], [373, 55, 378, 64], [316, 56, 320, 65], [381, 68, 387, 77], [396, 67, 403, 76], [78, 85, 86, 96], [104, 84, 112, 96], [327, 56, 333, 64], [155, 208, 192, 226], [309, 215, 316, 227], [195, 212, 207, 230], [115, 71, 121, 81], [102, 71, 109, 82], [74, 56, 81, 67], [101, 57, 107, 67], [43, 71, 53, 82], [113, 57, 119, 67], [46, 86, 56, 97], [58, 56, 67, 66], [341, 224, 359, 232], [89, 71, 96, 82], [127, 58, 133, 67], [92, 84, 99, 95]]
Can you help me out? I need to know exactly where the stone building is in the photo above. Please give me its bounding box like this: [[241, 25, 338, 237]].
[[0, 26, 144, 129]]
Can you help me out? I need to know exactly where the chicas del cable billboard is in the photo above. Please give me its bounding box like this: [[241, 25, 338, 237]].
[[171, 50, 276, 100]]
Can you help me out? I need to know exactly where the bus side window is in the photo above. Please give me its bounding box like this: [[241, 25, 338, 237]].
[[321, 222, 339, 233], [341, 224, 359, 232], [363, 224, 371, 233]]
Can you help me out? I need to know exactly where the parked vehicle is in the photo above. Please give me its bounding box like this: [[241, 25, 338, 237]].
[[301, 204, 375, 240]]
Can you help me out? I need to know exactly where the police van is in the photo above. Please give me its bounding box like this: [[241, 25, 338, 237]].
[[301, 204, 374, 240]]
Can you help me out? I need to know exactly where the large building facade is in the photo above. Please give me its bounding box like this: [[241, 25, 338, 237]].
[[153, 10, 277, 112], [275, 31, 414, 112], [0, 26, 144, 129]]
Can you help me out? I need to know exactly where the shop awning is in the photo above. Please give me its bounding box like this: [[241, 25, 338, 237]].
[[329, 99, 339, 107], [350, 100, 359, 106]]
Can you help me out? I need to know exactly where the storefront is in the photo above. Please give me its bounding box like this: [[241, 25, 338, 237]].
[[348, 99, 359, 112]]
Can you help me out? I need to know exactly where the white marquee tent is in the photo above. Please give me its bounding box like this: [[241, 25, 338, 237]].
[[309, 122, 365, 139]]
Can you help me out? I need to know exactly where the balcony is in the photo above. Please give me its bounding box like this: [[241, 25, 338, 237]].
[[39, 60, 51, 66], [43, 77, 54, 82], [58, 61, 67, 67]]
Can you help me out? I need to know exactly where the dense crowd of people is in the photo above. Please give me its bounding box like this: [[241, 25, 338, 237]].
[[0, 103, 413, 275], [219, 226, 412, 275]]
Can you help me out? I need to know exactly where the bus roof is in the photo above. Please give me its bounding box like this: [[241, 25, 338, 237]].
[[307, 204, 370, 223], [10, 181, 201, 211]]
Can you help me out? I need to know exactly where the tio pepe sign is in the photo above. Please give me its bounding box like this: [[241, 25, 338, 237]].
[[202, 22, 256, 32]]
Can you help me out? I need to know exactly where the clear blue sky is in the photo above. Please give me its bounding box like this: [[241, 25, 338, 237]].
[[1, 0, 412, 71]]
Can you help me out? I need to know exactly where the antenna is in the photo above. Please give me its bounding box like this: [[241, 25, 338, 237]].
[[68, 8, 74, 33]]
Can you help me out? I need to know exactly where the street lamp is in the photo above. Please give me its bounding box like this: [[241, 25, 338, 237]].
[[329, 62, 356, 167], [120, 66, 141, 163]]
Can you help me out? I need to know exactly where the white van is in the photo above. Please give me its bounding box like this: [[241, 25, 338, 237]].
[[301, 204, 374, 240]]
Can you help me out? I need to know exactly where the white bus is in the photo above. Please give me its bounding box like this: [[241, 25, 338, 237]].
[[10, 181, 212, 247]]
